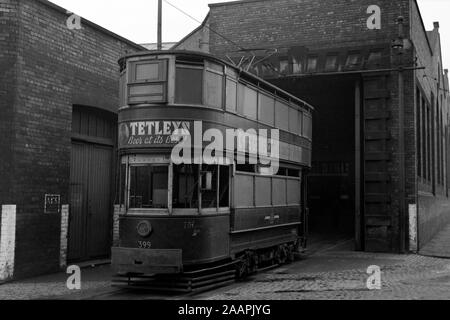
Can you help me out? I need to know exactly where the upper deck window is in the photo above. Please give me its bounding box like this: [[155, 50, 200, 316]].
[[303, 113, 313, 140], [226, 78, 237, 112], [128, 59, 167, 104], [289, 107, 300, 135], [238, 84, 258, 120], [258, 93, 275, 126], [275, 100, 290, 132], [205, 61, 224, 109], [175, 63, 204, 105]]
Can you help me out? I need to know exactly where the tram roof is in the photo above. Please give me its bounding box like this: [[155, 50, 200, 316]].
[[119, 50, 314, 112]]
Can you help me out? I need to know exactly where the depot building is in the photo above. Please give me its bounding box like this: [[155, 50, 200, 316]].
[[175, 0, 450, 253]]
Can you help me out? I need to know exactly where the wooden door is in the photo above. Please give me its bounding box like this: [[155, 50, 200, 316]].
[[68, 143, 113, 262]]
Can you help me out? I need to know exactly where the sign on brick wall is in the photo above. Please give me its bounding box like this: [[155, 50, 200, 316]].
[[44, 194, 61, 214]]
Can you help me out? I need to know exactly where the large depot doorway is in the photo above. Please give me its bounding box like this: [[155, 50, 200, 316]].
[[68, 106, 116, 262], [272, 75, 360, 248]]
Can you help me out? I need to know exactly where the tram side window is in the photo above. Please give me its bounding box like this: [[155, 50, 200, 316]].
[[226, 79, 237, 112], [201, 165, 218, 208], [129, 165, 168, 209], [258, 93, 275, 126], [205, 62, 224, 109], [173, 164, 199, 209], [275, 101, 290, 132], [175, 64, 203, 105], [173, 164, 230, 210], [219, 166, 230, 207], [118, 163, 126, 205], [303, 113, 313, 140], [238, 84, 258, 120]]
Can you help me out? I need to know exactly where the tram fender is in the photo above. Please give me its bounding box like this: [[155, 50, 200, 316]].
[[112, 247, 183, 274]]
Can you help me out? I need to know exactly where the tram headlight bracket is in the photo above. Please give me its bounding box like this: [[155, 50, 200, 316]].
[[137, 221, 152, 238]]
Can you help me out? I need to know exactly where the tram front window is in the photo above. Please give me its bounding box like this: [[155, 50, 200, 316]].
[[173, 164, 200, 209], [129, 165, 168, 209]]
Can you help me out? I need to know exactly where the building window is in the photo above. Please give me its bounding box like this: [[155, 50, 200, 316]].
[[427, 102, 432, 181], [422, 97, 427, 181], [345, 53, 361, 69], [367, 51, 383, 68], [279, 58, 290, 74], [325, 55, 338, 72], [129, 165, 169, 209], [292, 57, 303, 74], [417, 88, 422, 178], [437, 101, 441, 185], [306, 56, 318, 73]]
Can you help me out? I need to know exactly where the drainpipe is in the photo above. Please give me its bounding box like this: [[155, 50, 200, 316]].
[[392, 16, 406, 253]]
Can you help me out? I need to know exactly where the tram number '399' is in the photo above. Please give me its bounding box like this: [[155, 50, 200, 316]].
[[138, 241, 152, 249]]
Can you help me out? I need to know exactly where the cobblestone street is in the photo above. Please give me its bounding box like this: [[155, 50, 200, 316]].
[[1, 238, 450, 300], [199, 240, 450, 300], [0, 264, 114, 300]]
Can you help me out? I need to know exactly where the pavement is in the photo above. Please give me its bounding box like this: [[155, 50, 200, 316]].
[[1, 237, 450, 300], [0, 264, 115, 300], [420, 224, 450, 259]]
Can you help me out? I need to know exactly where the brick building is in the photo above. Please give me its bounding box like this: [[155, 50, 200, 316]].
[[0, 0, 144, 280], [176, 0, 450, 253]]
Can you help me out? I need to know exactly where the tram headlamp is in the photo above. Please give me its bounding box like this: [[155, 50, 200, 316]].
[[137, 221, 152, 238]]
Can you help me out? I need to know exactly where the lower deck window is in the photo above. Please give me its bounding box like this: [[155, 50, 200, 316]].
[[129, 165, 168, 209], [173, 164, 199, 209], [172, 164, 230, 210], [202, 165, 218, 208]]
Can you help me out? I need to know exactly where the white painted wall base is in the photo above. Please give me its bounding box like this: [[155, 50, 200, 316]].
[[409, 204, 418, 253], [60, 205, 69, 269], [0, 205, 16, 281], [113, 205, 125, 247]]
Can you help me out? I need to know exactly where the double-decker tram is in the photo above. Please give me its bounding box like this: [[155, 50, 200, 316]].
[[112, 50, 314, 292]]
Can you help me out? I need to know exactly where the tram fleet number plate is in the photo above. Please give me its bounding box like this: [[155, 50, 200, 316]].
[[138, 241, 152, 249]]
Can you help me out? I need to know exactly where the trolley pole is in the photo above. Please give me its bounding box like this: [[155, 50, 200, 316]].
[[157, 0, 162, 51]]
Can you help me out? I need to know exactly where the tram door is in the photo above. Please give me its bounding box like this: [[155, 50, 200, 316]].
[[68, 106, 116, 262]]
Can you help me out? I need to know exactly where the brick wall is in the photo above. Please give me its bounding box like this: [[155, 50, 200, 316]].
[[173, 15, 210, 53], [0, 0, 19, 206], [4, 0, 142, 279], [410, 1, 450, 249], [208, 0, 410, 56]]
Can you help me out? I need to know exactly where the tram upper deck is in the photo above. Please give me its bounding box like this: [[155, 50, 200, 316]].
[[118, 50, 313, 168]]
